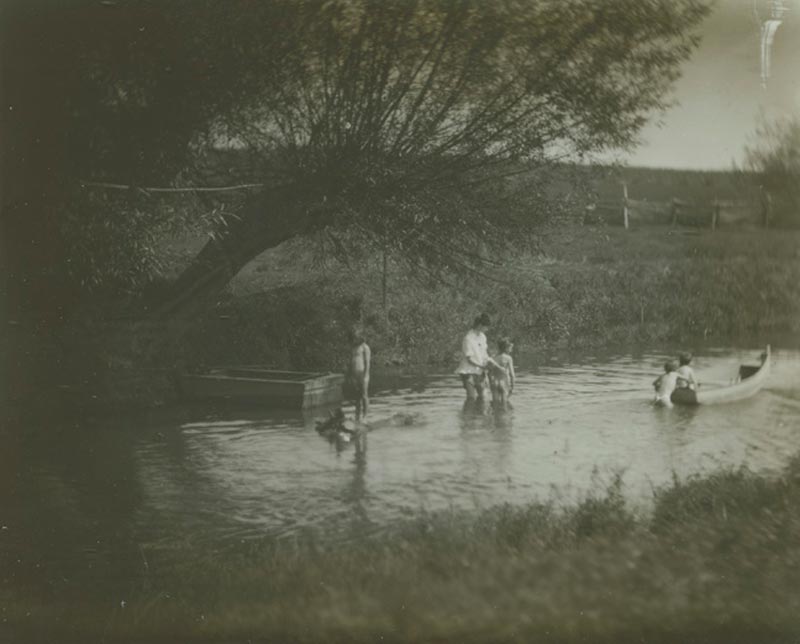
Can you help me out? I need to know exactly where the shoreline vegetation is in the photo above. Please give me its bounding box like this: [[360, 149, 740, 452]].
[[5, 456, 800, 643], [183, 226, 800, 368], [6, 225, 800, 414]]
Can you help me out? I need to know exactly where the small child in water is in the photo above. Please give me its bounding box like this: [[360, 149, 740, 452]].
[[675, 352, 698, 390], [347, 326, 371, 421], [653, 360, 679, 407], [488, 338, 516, 408]]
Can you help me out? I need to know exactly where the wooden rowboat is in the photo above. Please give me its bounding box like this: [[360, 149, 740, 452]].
[[670, 346, 771, 406], [180, 367, 344, 409]]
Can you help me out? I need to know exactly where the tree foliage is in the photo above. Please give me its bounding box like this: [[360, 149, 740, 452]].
[[191, 0, 709, 274], [744, 116, 800, 227], [2, 0, 711, 312]]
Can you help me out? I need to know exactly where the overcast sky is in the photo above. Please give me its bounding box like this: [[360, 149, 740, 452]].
[[622, 0, 800, 170]]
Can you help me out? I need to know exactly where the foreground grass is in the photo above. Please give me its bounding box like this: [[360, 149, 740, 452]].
[[6, 458, 800, 643]]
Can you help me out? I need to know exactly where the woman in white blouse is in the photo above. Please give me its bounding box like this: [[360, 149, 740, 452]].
[[456, 313, 492, 401]]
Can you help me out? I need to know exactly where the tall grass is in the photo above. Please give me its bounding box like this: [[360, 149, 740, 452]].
[[6, 458, 800, 643], [178, 228, 800, 373]]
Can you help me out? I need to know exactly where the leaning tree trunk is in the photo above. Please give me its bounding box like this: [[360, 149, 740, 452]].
[[36, 184, 327, 410], [110, 183, 324, 370], [157, 183, 318, 322]]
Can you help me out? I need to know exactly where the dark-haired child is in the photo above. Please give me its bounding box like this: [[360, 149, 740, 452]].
[[489, 338, 516, 408], [653, 360, 679, 407], [676, 352, 698, 390]]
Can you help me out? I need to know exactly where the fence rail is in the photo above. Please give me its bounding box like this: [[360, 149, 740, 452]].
[[584, 191, 768, 230]]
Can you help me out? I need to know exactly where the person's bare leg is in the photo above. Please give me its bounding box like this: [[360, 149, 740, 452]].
[[464, 378, 477, 401], [355, 387, 363, 421], [491, 381, 501, 407]]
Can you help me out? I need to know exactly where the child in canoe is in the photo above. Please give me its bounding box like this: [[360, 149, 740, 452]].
[[675, 352, 698, 390], [653, 360, 679, 407]]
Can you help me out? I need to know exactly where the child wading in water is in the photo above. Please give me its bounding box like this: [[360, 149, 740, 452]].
[[347, 327, 371, 421], [489, 338, 515, 408], [653, 360, 679, 407]]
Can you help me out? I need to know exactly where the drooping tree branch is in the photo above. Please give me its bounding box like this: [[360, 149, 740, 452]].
[[5, 0, 711, 316]]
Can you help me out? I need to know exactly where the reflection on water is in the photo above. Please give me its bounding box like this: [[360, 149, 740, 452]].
[[3, 347, 800, 581]]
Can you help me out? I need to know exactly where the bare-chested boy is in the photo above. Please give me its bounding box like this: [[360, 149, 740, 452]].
[[347, 326, 371, 421]]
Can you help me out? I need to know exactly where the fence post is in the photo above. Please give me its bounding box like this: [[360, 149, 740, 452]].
[[711, 199, 718, 232], [622, 181, 629, 229]]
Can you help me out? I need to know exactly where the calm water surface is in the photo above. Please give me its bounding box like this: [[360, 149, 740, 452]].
[[3, 346, 800, 581]]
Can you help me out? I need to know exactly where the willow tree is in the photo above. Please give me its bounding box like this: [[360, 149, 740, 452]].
[[148, 0, 708, 319], [4, 0, 710, 325]]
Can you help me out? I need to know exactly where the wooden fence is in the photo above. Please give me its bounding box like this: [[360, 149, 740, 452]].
[[583, 183, 768, 230]]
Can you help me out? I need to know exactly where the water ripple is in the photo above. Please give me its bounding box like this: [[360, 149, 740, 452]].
[[6, 347, 799, 552]]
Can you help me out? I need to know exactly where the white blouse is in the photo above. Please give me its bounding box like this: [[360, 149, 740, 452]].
[[456, 330, 488, 375]]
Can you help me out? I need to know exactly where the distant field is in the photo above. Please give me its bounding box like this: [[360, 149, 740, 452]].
[[228, 225, 800, 293], [587, 165, 756, 205]]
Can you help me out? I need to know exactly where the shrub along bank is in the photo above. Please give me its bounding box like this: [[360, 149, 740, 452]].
[[9, 226, 797, 414], [178, 227, 800, 374]]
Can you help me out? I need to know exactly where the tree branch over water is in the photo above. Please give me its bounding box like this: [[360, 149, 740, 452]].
[[3, 0, 710, 321]]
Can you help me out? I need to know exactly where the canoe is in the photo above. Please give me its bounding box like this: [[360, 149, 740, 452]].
[[180, 367, 344, 409], [670, 346, 771, 406]]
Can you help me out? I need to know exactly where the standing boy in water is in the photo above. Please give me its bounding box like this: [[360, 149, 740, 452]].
[[347, 326, 371, 421], [489, 338, 516, 409], [653, 360, 679, 407]]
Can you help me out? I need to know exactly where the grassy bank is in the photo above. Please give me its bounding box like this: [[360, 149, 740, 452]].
[[8, 225, 798, 412], [6, 457, 800, 643], [177, 227, 800, 373]]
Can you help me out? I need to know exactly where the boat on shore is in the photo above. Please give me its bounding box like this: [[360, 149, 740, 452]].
[[670, 346, 771, 406], [180, 367, 344, 409]]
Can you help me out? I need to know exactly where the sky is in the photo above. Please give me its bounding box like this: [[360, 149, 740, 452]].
[[623, 0, 800, 170]]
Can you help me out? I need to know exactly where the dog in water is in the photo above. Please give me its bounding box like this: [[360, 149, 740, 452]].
[[315, 408, 355, 441], [316, 409, 422, 438]]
